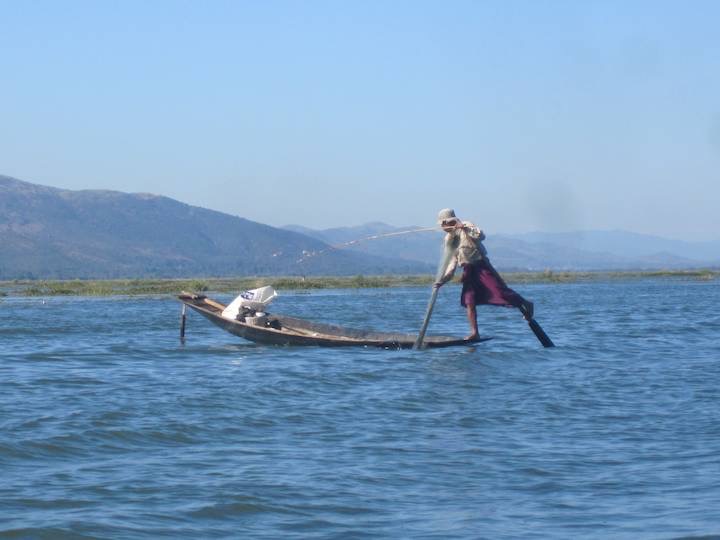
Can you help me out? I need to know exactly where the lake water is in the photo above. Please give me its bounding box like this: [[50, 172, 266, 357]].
[[1, 279, 719, 539]]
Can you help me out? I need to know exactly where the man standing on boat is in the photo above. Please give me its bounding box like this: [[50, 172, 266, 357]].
[[434, 208, 534, 341]]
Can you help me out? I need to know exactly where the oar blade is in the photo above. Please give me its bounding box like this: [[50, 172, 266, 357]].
[[527, 318, 554, 348]]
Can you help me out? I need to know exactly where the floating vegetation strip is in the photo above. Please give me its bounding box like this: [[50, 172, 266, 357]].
[[5, 276, 431, 297], [1, 270, 717, 297]]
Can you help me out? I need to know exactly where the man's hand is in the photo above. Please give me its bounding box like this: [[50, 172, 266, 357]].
[[433, 281, 443, 289]]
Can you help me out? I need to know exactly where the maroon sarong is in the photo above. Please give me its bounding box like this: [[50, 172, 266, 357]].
[[460, 259, 526, 308]]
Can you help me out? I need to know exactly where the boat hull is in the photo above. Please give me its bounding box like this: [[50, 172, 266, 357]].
[[179, 294, 490, 349]]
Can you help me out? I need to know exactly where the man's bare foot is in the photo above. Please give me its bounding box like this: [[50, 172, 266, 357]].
[[465, 333, 480, 341]]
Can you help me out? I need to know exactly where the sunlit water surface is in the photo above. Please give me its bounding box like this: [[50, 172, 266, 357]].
[[1, 279, 719, 539]]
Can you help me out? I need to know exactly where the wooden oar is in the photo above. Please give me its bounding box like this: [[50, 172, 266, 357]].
[[413, 286, 439, 350], [414, 233, 460, 350], [519, 304, 554, 347], [527, 318, 554, 347]]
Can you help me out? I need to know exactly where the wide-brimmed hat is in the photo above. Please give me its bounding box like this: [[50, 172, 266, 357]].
[[437, 208, 459, 225]]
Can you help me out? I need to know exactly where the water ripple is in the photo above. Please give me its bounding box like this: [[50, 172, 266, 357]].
[[1, 281, 719, 538]]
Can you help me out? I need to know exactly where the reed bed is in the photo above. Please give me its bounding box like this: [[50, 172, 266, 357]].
[[1, 270, 716, 297]]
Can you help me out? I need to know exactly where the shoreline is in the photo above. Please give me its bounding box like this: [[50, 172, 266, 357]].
[[0, 270, 717, 297]]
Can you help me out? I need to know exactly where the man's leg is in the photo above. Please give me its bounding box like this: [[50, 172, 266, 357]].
[[483, 261, 534, 320], [466, 303, 479, 340]]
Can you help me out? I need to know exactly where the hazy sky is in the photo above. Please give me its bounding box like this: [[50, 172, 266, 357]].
[[2, 1, 719, 240]]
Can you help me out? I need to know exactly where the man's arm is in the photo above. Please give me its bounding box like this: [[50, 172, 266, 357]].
[[461, 221, 485, 242], [434, 233, 460, 288], [435, 257, 458, 288]]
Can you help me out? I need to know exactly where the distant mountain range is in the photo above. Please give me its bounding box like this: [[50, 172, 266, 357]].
[[285, 223, 720, 272], [0, 175, 431, 279], [509, 231, 720, 263], [1, 174, 717, 280]]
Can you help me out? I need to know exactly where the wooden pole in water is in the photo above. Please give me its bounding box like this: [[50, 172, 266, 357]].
[[414, 231, 459, 350], [414, 286, 439, 350], [180, 304, 187, 341], [528, 318, 554, 347], [521, 309, 554, 348]]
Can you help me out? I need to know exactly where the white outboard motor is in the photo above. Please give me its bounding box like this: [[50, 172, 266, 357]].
[[221, 286, 278, 321]]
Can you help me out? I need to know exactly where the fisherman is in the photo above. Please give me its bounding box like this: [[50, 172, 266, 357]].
[[434, 208, 534, 341]]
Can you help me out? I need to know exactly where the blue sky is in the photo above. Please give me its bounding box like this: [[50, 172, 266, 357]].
[[2, 1, 719, 240]]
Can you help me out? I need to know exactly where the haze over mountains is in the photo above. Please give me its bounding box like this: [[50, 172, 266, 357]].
[[285, 225, 720, 271], [0, 175, 429, 279], [1, 174, 717, 280]]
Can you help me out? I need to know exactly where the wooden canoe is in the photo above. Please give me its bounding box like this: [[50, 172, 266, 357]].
[[178, 293, 491, 349]]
